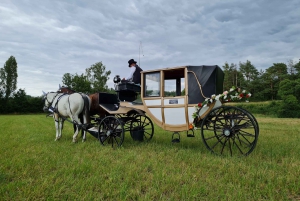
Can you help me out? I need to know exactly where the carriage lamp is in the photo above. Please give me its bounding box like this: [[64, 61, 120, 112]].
[[189, 123, 194, 130], [113, 75, 121, 83]]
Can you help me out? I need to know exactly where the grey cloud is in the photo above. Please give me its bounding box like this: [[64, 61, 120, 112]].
[[0, 0, 299, 96]]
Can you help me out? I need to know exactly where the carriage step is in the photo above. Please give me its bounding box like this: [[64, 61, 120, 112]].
[[172, 138, 180, 143], [172, 132, 180, 143], [88, 127, 98, 132], [186, 130, 195, 137]]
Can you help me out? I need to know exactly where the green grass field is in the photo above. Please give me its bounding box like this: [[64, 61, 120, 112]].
[[0, 114, 300, 200]]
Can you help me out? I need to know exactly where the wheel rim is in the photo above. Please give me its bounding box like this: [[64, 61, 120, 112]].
[[98, 116, 124, 147], [201, 106, 258, 156], [130, 115, 154, 141]]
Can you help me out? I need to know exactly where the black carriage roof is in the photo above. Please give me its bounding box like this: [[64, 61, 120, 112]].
[[186, 65, 224, 104], [141, 65, 221, 73]]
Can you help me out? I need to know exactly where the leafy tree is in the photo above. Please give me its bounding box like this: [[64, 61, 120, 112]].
[[181, 88, 185, 95], [287, 59, 296, 75], [222, 62, 243, 89], [294, 59, 300, 77], [62, 73, 73, 88], [222, 62, 231, 90], [239, 60, 258, 82], [261, 63, 288, 100], [27, 96, 44, 113], [278, 95, 300, 118], [278, 79, 300, 101], [86, 62, 111, 93], [62, 62, 111, 94], [62, 73, 91, 94], [12, 88, 28, 113], [0, 56, 18, 101]]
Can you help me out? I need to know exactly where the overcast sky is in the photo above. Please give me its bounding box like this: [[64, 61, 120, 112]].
[[1, 0, 299, 96]]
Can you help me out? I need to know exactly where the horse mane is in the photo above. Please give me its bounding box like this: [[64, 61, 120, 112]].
[[58, 86, 76, 94]]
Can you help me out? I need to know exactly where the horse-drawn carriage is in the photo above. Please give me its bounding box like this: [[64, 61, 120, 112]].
[[44, 65, 259, 156]]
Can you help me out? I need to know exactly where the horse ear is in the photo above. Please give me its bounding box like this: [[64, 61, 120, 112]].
[[42, 91, 46, 95]]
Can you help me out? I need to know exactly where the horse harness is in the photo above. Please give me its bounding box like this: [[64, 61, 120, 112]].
[[45, 93, 68, 114], [45, 93, 70, 123]]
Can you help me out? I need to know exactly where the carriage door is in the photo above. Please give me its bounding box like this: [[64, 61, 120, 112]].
[[143, 71, 163, 128], [162, 68, 188, 131]]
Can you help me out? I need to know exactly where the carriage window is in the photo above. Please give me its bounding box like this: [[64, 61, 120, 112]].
[[164, 78, 185, 97], [164, 68, 185, 97], [144, 72, 160, 97]]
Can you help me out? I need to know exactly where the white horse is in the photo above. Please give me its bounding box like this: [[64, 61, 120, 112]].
[[43, 91, 91, 142]]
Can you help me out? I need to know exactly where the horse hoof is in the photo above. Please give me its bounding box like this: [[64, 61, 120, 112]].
[[82, 139, 86, 142]]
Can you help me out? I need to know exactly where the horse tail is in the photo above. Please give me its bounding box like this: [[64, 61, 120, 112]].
[[82, 94, 91, 125]]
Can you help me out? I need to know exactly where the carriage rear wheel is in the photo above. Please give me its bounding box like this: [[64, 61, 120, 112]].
[[201, 106, 259, 156], [98, 116, 124, 147], [130, 114, 154, 142]]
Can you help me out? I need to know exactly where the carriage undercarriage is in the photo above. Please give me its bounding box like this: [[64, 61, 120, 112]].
[[86, 113, 154, 147], [80, 103, 259, 157]]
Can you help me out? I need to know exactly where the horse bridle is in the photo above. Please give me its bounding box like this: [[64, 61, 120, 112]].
[[43, 92, 60, 111]]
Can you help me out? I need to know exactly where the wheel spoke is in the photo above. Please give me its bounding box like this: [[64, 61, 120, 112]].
[[211, 135, 226, 149], [228, 138, 233, 156], [101, 135, 109, 143], [113, 137, 121, 146], [204, 133, 224, 141], [238, 130, 256, 137], [232, 136, 245, 155], [220, 137, 229, 155], [235, 134, 252, 147]]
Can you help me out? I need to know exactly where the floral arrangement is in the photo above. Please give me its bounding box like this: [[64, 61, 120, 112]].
[[192, 86, 251, 120]]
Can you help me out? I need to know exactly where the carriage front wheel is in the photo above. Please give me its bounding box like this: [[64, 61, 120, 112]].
[[201, 106, 259, 156], [98, 116, 124, 147]]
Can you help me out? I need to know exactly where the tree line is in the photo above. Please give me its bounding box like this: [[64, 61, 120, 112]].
[[0, 56, 43, 114], [222, 59, 300, 117], [0, 57, 112, 114], [1, 55, 300, 117], [223, 60, 300, 101]]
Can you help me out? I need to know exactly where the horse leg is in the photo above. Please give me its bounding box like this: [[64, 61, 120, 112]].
[[54, 117, 60, 141], [82, 115, 87, 142], [79, 113, 84, 138], [72, 116, 81, 143], [57, 119, 64, 140]]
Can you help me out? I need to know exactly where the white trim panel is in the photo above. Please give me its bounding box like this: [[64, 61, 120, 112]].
[[145, 99, 161, 106], [164, 108, 186, 125], [148, 108, 162, 122]]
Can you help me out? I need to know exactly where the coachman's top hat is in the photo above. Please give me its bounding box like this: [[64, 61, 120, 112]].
[[128, 59, 137, 67]]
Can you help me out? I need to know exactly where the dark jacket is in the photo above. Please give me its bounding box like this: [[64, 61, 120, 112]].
[[132, 65, 143, 84]]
